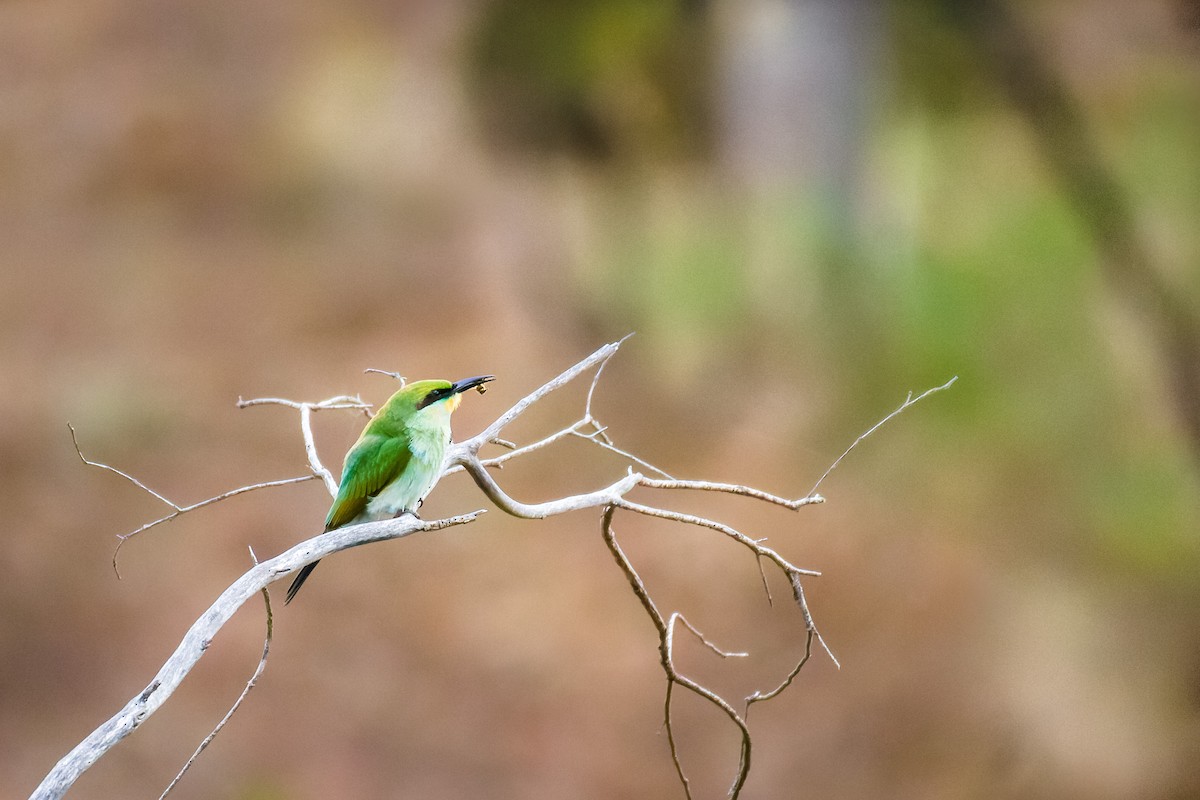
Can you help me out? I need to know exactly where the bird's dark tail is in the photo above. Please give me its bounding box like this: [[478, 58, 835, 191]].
[[285, 560, 320, 604]]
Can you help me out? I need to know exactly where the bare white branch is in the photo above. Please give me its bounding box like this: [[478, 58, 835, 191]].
[[300, 403, 337, 495], [446, 421, 582, 474], [236, 395, 370, 412], [30, 512, 482, 800], [454, 455, 642, 518], [639, 476, 824, 509], [75, 394, 381, 574], [455, 339, 624, 451]]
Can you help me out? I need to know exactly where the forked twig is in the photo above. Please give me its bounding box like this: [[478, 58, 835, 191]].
[[68, 424, 318, 576], [602, 507, 752, 799], [238, 395, 373, 495]]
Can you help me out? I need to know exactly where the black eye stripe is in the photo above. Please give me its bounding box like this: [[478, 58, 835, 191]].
[[417, 387, 450, 410]]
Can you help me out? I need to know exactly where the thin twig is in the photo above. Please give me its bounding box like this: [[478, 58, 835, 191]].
[[640, 476, 824, 509], [458, 422, 583, 472], [578, 431, 676, 480], [754, 555, 774, 607], [159, 547, 274, 799], [108, 475, 317, 576], [663, 680, 691, 799], [808, 376, 958, 497], [670, 613, 747, 659], [788, 571, 838, 667], [363, 368, 406, 385], [71, 423, 320, 576], [745, 630, 814, 714], [613, 499, 822, 578], [585, 332, 633, 417], [68, 424, 175, 507], [99, 393, 379, 573]]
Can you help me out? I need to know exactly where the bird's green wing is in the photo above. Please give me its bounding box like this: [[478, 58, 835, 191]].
[[324, 433, 412, 530]]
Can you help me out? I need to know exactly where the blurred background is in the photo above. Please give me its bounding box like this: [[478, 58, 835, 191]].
[[3, 0, 1199, 798]]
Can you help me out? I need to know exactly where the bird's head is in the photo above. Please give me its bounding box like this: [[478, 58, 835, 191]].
[[409, 375, 495, 414]]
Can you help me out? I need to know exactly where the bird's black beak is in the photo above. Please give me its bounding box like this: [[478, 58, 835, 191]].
[[451, 375, 495, 395]]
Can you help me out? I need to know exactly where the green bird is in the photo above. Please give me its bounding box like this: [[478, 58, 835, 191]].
[[285, 374, 495, 604]]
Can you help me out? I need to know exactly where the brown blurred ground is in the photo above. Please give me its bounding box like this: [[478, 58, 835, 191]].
[[3, 1, 1199, 799]]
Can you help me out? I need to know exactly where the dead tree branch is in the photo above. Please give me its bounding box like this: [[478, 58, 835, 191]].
[[29, 511, 481, 800], [34, 339, 954, 800]]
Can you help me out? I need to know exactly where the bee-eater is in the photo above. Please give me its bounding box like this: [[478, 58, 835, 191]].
[[285, 375, 495, 603]]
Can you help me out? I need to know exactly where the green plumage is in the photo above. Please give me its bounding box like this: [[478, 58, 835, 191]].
[[286, 375, 493, 604], [323, 432, 413, 530]]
